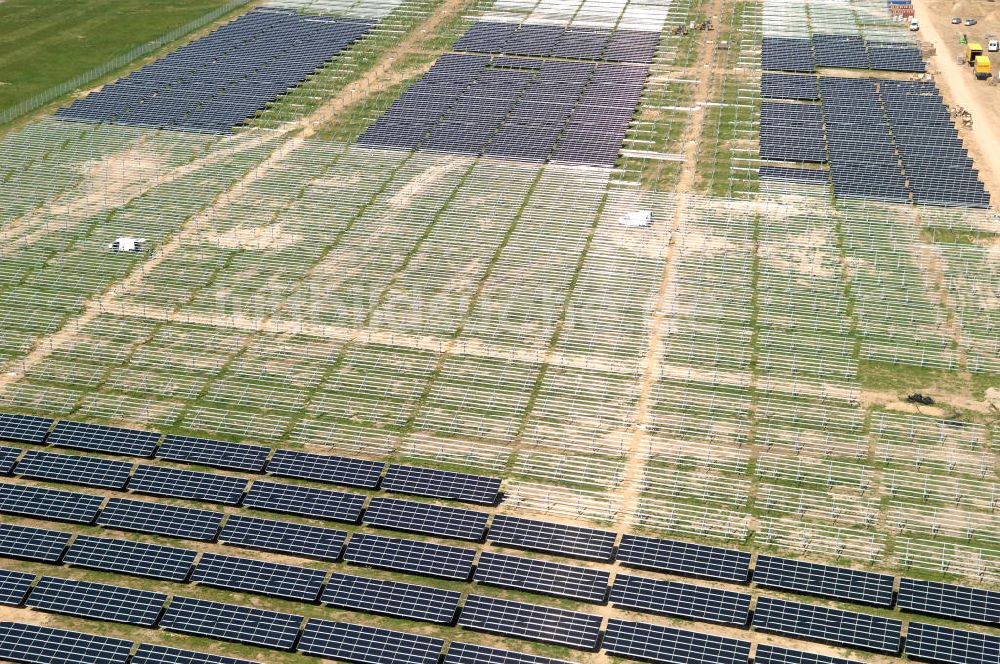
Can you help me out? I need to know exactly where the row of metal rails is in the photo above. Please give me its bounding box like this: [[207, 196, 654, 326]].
[[0, 412, 996, 664], [756, 75, 989, 208], [55, 8, 374, 134], [761, 36, 925, 74]]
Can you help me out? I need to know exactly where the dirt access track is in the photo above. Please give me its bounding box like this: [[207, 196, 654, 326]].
[[910, 0, 1000, 201]]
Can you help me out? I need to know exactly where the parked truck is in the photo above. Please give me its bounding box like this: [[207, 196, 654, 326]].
[[967, 42, 984, 64], [975, 55, 991, 79]]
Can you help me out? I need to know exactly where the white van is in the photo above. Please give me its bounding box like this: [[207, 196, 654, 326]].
[[989, 40, 999, 52], [909, 18, 920, 31]]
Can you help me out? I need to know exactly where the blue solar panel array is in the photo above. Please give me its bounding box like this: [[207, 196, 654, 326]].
[[821, 76, 910, 203], [761, 35, 924, 73], [454, 22, 659, 64], [761, 37, 816, 73], [759, 102, 826, 163], [56, 9, 373, 134], [758, 165, 829, 185], [761, 73, 819, 101], [360, 36, 648, 167], [882, 80, 989, 208]]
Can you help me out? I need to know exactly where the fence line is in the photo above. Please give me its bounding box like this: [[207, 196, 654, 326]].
[[0, 0, 253, 126]]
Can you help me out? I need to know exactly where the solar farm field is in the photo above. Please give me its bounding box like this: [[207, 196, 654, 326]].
[[0, 0, 248, 115], [0, 0, 997, 663]]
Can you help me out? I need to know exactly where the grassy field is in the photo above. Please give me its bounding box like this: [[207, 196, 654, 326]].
[[0, 0, 239, 112]]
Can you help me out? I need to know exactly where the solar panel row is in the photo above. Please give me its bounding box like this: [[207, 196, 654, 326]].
[[604, 619, 752, 664], [906, 622, 1000, 664], [753, 555, 895, 606], [753, 596, 903, 654], [459, 594, 603, 649], [897, 577, 1000, 624], [359, 54, 646, 168], [321, 572, 461, 624], [57, 9, 374, 134], [761, 35, 925, 73], [454, 21, 659, 65], [882, 80, 989, 208], [26, 576, 168, 626], [0, 622, 133, 664], [610, 574, 751, 626], [0, 413, 54, 444], [64, 534, 196, 581], [474, 551, 609, 603], [192, 552, 327, 601], [0, 569, 35, 606], [0, 523, 72, 562]]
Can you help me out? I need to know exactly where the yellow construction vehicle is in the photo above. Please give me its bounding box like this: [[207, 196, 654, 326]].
[[975, 54, 991, 79], [967, 42, 984, 64]]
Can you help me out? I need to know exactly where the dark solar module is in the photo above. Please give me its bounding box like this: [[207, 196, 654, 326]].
[[897, 578, 999, 624], [617, 534, 751, 582], [753, 596, 902, 654], [0, 481, 104, 523], [453, 22, 518, 53], [0, 447, 22, 475], [220, 514, 346, 562], [0, 523, 71, 562], [756, 645, 865, 664], [605, 29, 660, 64], [160, 595, 303, 649], [266, 449, 384, 488], [57, 9, 375, 134], [814, 34, 870, 69], [97, 497, 224, 541], [298, 619, 445, 664], [759, 101, 827, 163], [604, 619, 752, 664], [0, 569, 35, 606], [359, 53, 645, 167], [488, 514, 616, 560], [610, 574, 752, 626], [0, 413, 53, 444], [444, 642, 576, 664], [132, 643, 261, 664], [761, 36, 815, 73], [459, 594, 603, 649], [65, 534, 196, 581], [27, 576, 168, 626], [157, 435, 271, 472], [0, 622, 133, 664], [321, 572, 461, 624], [881, 79, 989, 208], [820, 76, 911, 204], [553, 28, 608, 60], [905, 622, 1000, 664], [761, 73, 819, 100], [363, 497, 489, 541], [474, 551, 610, 603], [193, 552, 326, 601], [344, 532, 476, 581], [869, 43, 925, 73], [753, 555, 895, 606], [382, 464, 500, 504], [46, 420, 160, 457], [243, 480, 366, 522], [759, 165, 829, 184], [14, 450, 134, 489], [129, 464, 248, 505]]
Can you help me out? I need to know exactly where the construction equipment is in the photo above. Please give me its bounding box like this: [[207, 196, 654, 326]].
[[975, 55, 991, 79], [966, 42, 984, 65]]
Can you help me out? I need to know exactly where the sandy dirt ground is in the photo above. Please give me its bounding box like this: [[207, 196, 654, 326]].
[[910, 0, 1000, 199]]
